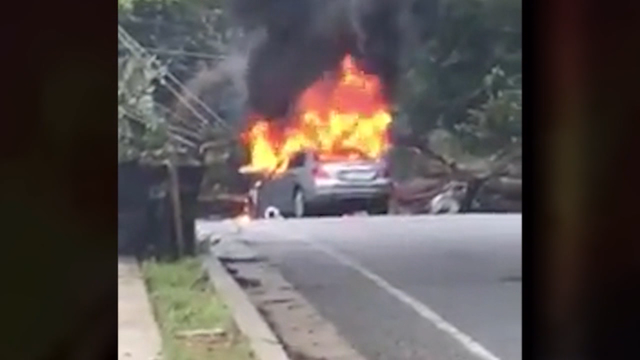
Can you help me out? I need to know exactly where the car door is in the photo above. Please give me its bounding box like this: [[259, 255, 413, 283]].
[[279, 152, 306, 215], [256, 152, 305, 217]]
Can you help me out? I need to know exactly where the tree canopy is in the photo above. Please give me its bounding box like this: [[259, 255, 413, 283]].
[[118, 0, 522, 165], [397, 0, 522, 156]]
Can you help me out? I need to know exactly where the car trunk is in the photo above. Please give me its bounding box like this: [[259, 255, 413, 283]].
[[315, 160, 386, 185]]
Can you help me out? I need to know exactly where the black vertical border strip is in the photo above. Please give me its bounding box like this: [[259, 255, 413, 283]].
[[522, 0, 535, 356], [0, 0, 117, 359], [581, 1, 640, 360]]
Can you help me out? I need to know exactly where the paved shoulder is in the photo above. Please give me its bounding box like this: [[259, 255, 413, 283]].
[[197, 215, 522, 360]]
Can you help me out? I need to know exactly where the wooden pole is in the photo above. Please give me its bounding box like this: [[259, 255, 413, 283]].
[[165, 158, 185, 258]]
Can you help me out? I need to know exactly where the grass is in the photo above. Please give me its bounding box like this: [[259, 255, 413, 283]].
[[142, 257, 254, 360]]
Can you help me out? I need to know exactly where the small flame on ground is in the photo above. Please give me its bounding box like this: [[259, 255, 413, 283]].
[[234, 213, 251, 226], [241, 55, 392, 176]]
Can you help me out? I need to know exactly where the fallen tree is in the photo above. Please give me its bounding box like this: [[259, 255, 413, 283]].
[[388, 141, 522, 214]]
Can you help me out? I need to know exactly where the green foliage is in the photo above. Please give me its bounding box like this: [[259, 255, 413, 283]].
[[118, 53, 169, 161], [118, 0, 237, 158], [398, 0, 522, 156], [460, 66, 521, 154], [118, 0, 231, 106], [118, 0, 522, 168]]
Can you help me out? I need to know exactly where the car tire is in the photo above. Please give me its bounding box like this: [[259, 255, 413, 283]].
[[369, 196, 389, 215], [293, 189, 306, 218]]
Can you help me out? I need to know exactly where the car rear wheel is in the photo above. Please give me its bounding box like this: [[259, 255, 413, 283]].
[[368, 196, 389, 215], [293, 189, 306, 218]]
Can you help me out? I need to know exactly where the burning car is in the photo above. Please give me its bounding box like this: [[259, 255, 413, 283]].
[[240, 55, 394, 217]]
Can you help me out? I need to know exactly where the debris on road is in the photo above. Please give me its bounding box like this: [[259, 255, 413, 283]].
[[174, 328, 227, 339], [388, 145, 522, 214], [264, 206, 284, 219], [211, 239, 263, 263]]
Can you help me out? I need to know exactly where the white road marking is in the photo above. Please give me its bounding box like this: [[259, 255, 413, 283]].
[[305, 240, 503, 360], [197, 215, 517, 360]]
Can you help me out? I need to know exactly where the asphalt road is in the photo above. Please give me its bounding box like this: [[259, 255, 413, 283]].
[[200, 214, 522, 360]]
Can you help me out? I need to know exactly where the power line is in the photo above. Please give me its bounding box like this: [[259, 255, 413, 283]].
[[152, 101, 199, 129], [118, 32, 209, 133], [118, 29, 210, 130], [118, 25, 232, 134], [118, 25, 229, 130], [145, 47, 225, 60], [120, 106, 201, 152], [119, 38, 212, 153]]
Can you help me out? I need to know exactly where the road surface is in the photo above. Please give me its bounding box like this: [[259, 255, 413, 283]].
[[199, 214, 521, 360]]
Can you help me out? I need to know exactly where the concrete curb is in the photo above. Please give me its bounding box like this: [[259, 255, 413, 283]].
[[202, 252, 291, 360]]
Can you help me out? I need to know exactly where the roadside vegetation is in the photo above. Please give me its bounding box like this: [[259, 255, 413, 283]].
[[142, 258, 254, 360], [118, 0, 522, 212], [118, 0, 522, 172]]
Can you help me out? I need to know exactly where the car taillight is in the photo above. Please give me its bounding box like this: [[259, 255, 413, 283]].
[[313, 165, 330, 178]]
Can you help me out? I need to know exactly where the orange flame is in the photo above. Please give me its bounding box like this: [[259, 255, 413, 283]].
[[241, 55, 392, 175]]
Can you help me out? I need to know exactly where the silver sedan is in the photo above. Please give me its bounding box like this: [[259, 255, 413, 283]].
[[255, 151, 391, 218]]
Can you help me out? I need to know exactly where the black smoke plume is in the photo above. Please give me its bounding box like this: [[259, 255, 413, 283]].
[[229, 0, 412, 120]]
